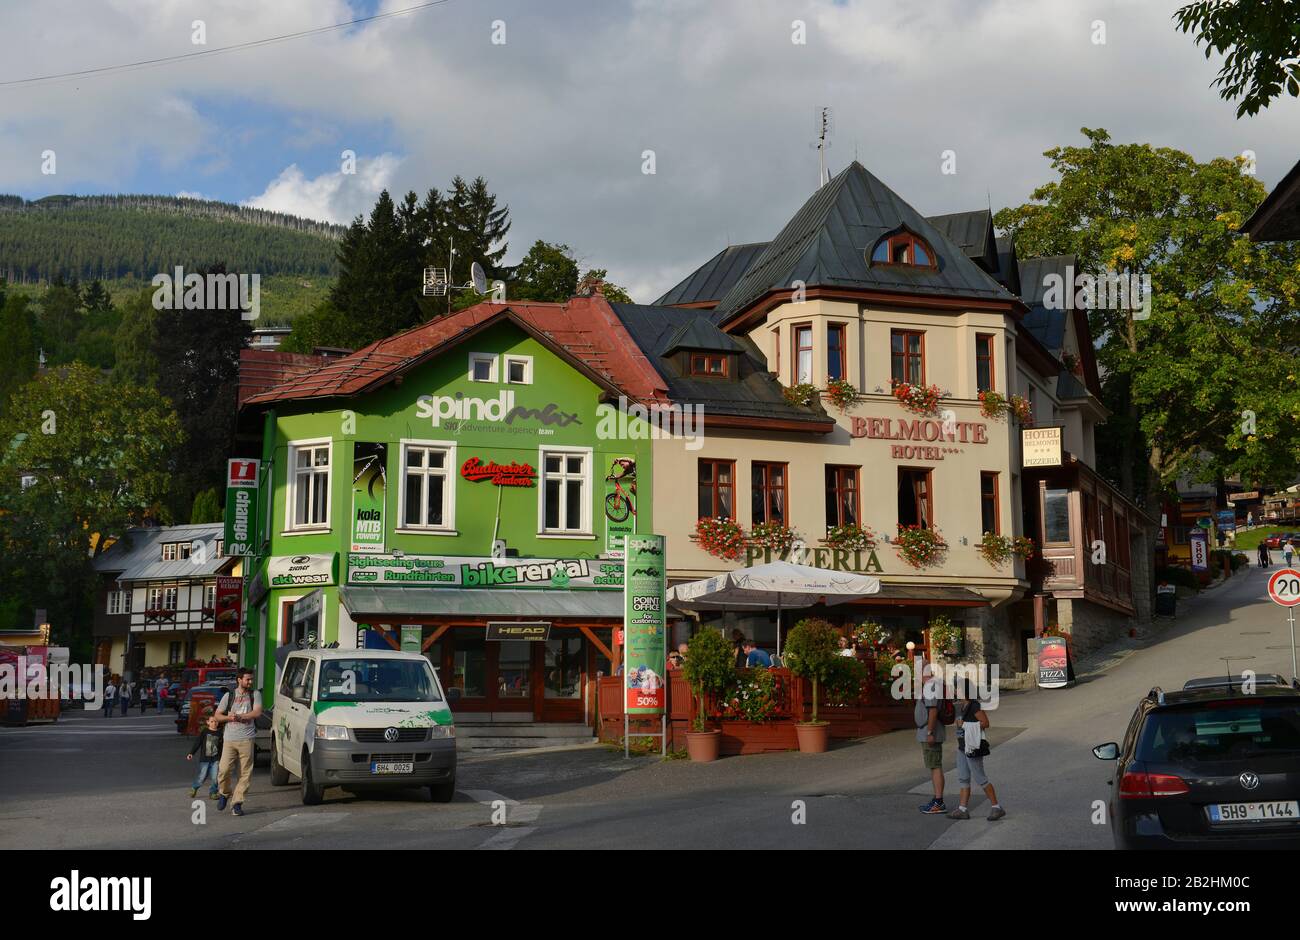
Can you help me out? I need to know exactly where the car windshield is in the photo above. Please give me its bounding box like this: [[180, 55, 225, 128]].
[[1138, 701, 1300, 763], [316, 658, 442, 704]]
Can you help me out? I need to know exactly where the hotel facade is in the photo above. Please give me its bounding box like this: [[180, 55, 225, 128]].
[[233, 161, 1155, 729]]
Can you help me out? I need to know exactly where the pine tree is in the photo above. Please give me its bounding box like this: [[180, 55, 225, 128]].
[[0, 294, 37, 416]]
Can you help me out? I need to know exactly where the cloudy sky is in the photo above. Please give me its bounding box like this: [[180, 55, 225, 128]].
[[1, 0, 1297, 301]]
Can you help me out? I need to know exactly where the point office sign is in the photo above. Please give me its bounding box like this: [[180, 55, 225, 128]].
[[223, 459, 261, 557]]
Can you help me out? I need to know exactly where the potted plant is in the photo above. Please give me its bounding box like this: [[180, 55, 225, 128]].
[[894, 524, 948, 568], [681, 628, 736, 762], [1008, 393, 1033, 424], [825, 523, 876, 552], [977, 389, 1007, 420], [782, 617, 840, 753], [825, 377, 857, 412], [749, 521, 798, 556], [928, 614, 963, 658], [890, 380, 943, 416], [694, 516, 746, 561], [781, 382, 819, 407]]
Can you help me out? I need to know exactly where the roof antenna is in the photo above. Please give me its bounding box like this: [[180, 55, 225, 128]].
[[811, 107, 833, 188]]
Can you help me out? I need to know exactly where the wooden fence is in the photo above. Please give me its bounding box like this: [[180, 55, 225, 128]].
[[596, 660, 914, 755]]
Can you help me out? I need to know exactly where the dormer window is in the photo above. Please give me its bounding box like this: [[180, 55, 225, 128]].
[[870, 230, 936, 268], [690, 354, 728, 377]]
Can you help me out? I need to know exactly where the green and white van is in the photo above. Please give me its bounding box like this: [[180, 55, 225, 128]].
[[270, 649, 456, 804]]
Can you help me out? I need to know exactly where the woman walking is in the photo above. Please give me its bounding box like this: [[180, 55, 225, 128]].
[[947, 681, 1005, 821]]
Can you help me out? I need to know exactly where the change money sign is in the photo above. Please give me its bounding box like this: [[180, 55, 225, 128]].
[[624, 534, 667, 714]]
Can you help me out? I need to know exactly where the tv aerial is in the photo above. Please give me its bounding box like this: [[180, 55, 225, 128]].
[[422, 238, 493, 313]]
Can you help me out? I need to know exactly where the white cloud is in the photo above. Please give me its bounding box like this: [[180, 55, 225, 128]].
[[243, 153, 402, 224]]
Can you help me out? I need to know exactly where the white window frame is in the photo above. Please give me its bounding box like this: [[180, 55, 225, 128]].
[[503, 354, 533, 385], [107, 590, 124, 616], [537, 445, 593, 538], [161, 542, 177, 562], [148, 587, 163, 610], [163, 587, 178, 611], [215, 539, 224, 557], [467, 352, 498, 383], [204, 584, 216, 610], [396, 439, 458, 534], [286, 438, 333, 533]]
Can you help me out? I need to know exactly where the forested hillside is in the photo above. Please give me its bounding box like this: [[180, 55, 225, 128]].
[[0, 194, 344, 285]]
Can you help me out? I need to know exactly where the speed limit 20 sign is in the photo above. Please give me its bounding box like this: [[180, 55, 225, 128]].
[[1267, 568, 1300, 607]]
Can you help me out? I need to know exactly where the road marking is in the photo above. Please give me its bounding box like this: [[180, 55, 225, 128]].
[[463, 789, 543, 849], [0, 728, 178, 736]]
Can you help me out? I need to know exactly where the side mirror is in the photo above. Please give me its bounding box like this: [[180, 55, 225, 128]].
[[1092, 742, 1119, 761]]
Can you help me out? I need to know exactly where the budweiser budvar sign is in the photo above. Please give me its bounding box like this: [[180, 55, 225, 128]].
[[459, 456, 537, 487], [850, 416, 988, 461]]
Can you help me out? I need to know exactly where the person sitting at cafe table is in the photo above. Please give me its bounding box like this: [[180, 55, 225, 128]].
[[742, 639, 772, 668]]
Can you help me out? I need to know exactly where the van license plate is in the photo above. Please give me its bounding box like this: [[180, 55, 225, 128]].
[[370, 762, 414, 775], [1209, 801, 1298, 822]]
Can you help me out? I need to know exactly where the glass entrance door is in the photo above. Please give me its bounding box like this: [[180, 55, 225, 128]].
[[445, 628, 533, 713]]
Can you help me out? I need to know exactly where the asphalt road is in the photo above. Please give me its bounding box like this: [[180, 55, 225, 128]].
[[1, 564, 1292, 850]]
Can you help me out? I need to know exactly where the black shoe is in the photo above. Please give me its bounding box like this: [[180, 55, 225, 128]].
[[217, 795, 228, 811], [232, 803, 245, 817]]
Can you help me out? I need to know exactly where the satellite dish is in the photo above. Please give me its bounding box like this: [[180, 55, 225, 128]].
[[470, 261, 487, 295]]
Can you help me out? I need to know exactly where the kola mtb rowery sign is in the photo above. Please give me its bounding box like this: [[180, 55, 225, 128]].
[[347, 553, 624, 589], [223, 458, 261, 557], [351, 443, 386, 554]]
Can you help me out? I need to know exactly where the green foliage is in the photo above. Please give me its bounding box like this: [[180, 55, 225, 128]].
[[823, 655, 867, 706], [0, 195, 341, 285], [0, 294, 37, 416], [727, 665, 780, 721], [190, 488, 222, 524], [112, 290, 162, 388], [682, 628, 736, 731], [782, 617, 840, 723], [511, 240, 580, 301], [1174, 1, 1300, 117], [994, 128, 1300, 507], [927, 615, 963, 657], [1155, 566, 1201, 590], [0, 363, 180, 648]]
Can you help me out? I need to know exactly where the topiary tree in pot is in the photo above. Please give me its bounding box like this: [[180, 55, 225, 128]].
[[681, 628, 736, 761], [782, 616, 840, 752]]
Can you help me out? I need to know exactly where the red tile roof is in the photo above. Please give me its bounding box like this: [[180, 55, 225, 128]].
[[238, 349, 341, 405], [241, 296, 670, 408]]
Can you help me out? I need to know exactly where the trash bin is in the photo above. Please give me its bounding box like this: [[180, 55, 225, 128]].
[[1155, 589, 1176, 617], [3, 698, 29, 727]]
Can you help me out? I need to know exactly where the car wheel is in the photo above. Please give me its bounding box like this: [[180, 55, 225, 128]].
[[269, 737, 290, 786], [428, 777, 456, 803], [301, 749, 324, 805]]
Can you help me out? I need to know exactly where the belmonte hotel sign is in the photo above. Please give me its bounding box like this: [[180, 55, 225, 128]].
[[1021, 427, 1063, 468]]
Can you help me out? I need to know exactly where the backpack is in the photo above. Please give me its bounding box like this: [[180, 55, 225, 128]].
[[937, 699, 956, 726]]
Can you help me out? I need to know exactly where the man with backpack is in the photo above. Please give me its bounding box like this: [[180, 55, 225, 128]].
[[914, 663, 953, 814], [213, 667, 262, 817]]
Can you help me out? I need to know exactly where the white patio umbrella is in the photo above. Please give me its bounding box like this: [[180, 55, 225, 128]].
[[666, 560, 881, 657]]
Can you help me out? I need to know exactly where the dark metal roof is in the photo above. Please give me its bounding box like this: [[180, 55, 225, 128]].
[[1243, 156, 1300, 242], [608, 303, 832, 426], [1016, 254, 1075, 310], [1017, 254, 1077, 357], [655, 242, 770, 307], [926, 210, 997, 270], [994, 236, 1020, 296], [1056, 370, 1089, 399], [711, 162, 1020, 325], [662, 316, 744, 355]]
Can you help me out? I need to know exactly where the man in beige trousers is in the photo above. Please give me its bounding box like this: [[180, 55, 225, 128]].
[[214, 667, 262, 817]]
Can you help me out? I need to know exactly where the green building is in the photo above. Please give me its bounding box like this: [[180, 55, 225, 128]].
[[235, 298, 661, 725]]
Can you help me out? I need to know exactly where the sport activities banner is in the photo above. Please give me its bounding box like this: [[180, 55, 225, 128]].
[[351, 443, 386, 554], [624, 534, 666, 714]]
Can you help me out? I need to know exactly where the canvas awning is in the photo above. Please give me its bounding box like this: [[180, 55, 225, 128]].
[[339, 586, 623, 621], [666, 561, 881, 655]]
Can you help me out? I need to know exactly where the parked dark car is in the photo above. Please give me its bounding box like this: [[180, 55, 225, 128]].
[[1094, 675, 1300, 849]]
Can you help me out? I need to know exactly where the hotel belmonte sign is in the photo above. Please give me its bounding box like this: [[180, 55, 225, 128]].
[[1021, 427, 1063, 468]]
